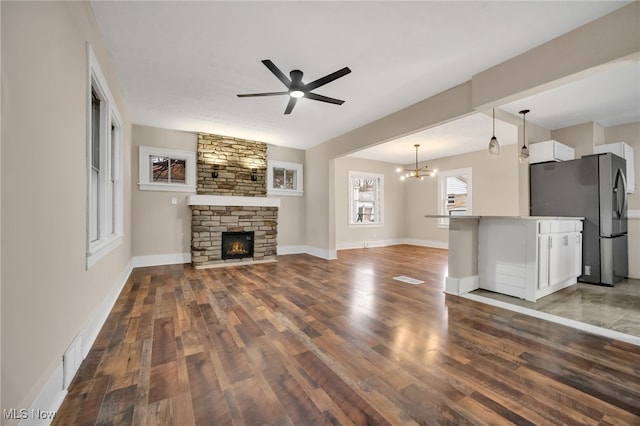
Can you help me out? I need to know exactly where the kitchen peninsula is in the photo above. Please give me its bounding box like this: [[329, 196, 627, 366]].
[[427, 216, 584, 302]]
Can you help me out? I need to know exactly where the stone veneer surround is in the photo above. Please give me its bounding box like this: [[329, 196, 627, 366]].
[[197, 133, 267, 196], [188, 195, 279, 268], [192, 133, 275, 268]]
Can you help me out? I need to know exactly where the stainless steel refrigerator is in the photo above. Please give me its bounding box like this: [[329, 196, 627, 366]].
[[530, 152, 628, 286]]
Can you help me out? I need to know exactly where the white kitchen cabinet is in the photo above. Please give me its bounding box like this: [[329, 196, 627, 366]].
[[529, 140, 575, 164], [594, 142, 635, 193], [478, 217, 583, 302]]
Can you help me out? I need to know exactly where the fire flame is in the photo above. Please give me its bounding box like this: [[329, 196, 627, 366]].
[[227, 241, 249, 255]]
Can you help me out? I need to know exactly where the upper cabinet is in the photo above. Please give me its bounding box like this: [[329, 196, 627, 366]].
[[594, 142, 635, 193]]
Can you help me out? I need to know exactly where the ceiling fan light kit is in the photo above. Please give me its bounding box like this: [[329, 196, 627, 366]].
[[519, 109, 530, 164], [488, 108, 500, 156], [237, 59, 351, 114], [397, 144, 437, 181]]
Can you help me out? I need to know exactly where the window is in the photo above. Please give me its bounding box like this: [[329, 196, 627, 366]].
[[349, 171, 384, 226], [87, 44, 123, 268], [438, 167, 472, 227], [138, 146, 196, 192], [267, 160, 303, 196]]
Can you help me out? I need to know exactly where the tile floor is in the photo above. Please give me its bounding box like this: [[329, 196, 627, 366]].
[[471, 277, 640, 338]]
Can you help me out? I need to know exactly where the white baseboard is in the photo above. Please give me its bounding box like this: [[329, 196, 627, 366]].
[[81, 259, 133, 358], [132, 252, 190, 267], [18, 364, 65, 425], [21, 259, 133, 425], [336, 238, 448, 250], [403, 238, 448, 249], [445, 275, 479, 295], [336, 238, 404, 250], [303, 245, 337, 260], [277, 245, 306, 255]]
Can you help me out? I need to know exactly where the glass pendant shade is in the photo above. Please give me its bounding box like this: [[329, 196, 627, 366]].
[[518, 109, 530, 164], [488, 136, 500, 156], [488, 108, 500, 156], [519, 145, 529, 163]]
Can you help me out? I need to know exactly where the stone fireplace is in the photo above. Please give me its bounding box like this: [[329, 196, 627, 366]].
[[189, 132, 279, 268]]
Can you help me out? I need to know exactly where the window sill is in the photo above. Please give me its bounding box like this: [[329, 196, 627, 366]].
[[87, 234, 123, 269], [138, 183, 196, 193], [349, 223, 384, 228], [268, 189, 304, 197]]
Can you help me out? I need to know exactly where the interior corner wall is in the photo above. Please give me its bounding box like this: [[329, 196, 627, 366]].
[[266, 145, 306, 250], [551, 122, 602, 159], [1, 1, 132, 415], [132, 125, 196, 259], [305, 142, 336, 259]]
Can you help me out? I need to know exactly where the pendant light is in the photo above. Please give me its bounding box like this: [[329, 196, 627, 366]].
[[488, 108, 500, 156], [518, 109, 530, 163]]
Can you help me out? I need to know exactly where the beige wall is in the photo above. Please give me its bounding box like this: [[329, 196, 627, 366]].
[[266, 145, 306, 249], [1, 1, 132, 414], [551, 122, 603, 159], [333, 156, 406, 248], [405, 144, 521, 245], [132, 125, 195, 257], [131, 126, 308, 258], [306, 83, 474, 257]]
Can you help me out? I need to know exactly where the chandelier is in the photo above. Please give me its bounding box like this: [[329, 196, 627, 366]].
[[397, 144, 437, 181]]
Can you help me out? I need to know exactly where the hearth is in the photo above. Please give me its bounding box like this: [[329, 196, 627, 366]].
[[221, 231, 255, 260]]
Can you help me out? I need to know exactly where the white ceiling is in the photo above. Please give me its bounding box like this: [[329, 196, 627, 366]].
[[90, 1, 638, 166]]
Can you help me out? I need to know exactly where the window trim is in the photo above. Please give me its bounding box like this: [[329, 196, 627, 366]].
[[437, 167, 472, 228], [348, 170, 384, 227], [86, 44, 124, 269], [267, 160, 304, 196], [138, 146, 196, 192]]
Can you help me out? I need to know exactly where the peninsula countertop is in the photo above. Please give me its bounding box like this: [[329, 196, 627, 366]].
[[424, 215, 584, 220]]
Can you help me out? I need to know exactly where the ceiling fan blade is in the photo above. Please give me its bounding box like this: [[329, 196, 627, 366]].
[[284, 97, 297, 114], [305, 92, 345, 105], [305, 67, 351, 91], [262, 59, 291, 88], [237, 91, 289, 97]]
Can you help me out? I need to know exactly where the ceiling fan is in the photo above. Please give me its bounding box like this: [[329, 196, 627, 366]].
[[237, 59, 351, 114]]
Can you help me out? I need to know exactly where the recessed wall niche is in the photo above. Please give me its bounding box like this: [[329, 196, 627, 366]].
[[197, 133, 267, 196]]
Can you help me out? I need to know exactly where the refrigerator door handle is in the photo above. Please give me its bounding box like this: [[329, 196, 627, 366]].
[[614, 168, 627, 218]]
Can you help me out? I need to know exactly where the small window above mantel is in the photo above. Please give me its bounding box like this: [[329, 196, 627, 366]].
[[138, 146, 196, 192], [267, 160, 303, 196]]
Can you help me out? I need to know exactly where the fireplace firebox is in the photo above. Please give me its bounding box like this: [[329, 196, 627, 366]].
[[221, 231, 255, 260]]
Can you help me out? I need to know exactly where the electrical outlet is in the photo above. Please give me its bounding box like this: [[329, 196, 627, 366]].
[[584, 265, 591, 275], [171, 197, 178, 205]]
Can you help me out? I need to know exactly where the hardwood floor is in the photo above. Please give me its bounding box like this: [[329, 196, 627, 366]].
[[54, 245, 640, 425]]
